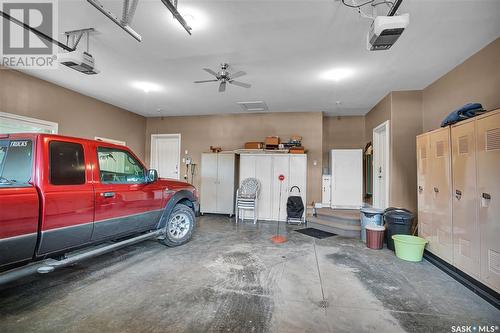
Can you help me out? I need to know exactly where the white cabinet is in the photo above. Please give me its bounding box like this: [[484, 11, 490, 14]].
[[322, 175, 331, 206], [330, 149, 363, 209], [239, 154, 307, 221], [200, 153, 237, 215]]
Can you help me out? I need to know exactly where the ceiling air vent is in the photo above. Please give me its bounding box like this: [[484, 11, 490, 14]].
[[237, 101, 268, 112], [486, 128, 500, 151]]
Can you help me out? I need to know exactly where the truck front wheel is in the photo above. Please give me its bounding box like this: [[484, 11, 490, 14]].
[[161, 204, 196, 247]]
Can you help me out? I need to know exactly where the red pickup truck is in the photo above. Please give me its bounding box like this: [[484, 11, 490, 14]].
[[0, 133, 199, 282]]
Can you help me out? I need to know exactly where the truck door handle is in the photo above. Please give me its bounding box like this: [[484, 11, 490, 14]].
[[101, 192, 115, 198]]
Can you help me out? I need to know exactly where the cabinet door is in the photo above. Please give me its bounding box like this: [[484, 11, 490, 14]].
[[271, 155, 290, 221], [216, 154, 235, 214], [451, 121, 480, 278], [289, 155, 307, 217], [429, 128, 453, 263], [476, 112, 500, 292], [255, 155, 273, 220], [239, 155, 256, 180], [200, 153, 217, 213], [417, 134, 433, 245]]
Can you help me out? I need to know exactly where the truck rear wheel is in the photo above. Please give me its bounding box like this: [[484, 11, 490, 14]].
[[161, 204, 196, 247]]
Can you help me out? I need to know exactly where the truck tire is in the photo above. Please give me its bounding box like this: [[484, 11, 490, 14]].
[[161, 204, 196, 247]]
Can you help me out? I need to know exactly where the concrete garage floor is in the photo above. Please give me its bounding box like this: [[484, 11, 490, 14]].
[[0, 215, 499, 333]]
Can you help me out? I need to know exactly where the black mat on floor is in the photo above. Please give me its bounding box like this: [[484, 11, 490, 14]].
[[295, 228, 337, 239]]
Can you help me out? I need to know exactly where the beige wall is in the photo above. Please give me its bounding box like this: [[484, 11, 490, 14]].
[[390, 91, 423, 213], [146, 112, 323, 203], [322, 115, 365, 170], [0, 69, 147, 159], [422, 38, 500, 132], [363, 91, 423, 212]]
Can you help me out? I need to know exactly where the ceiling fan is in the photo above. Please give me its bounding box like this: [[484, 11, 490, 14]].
[[194, 63, 251, 92]]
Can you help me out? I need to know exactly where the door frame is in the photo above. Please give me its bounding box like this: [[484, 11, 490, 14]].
[[372, 120, 390, 209], [150, 134, 181, 180]]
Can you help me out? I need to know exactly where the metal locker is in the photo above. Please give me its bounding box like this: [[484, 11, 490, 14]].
[[451, 120, 480, 278], [416, 133, 434, 247], [429, 127, 453, 263], [476, 110, 500, 292]]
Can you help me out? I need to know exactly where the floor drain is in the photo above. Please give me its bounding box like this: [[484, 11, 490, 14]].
[[318, 300, 329, 308]]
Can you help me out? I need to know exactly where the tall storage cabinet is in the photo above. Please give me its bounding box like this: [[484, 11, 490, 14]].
[[330, 149, 363, 209], [476, 111, 500, 292], [417, 109, 500, 293], [239, 154, 307, 221], [200, 153, 238, 216], [451, 119, 480, 278], [417, 128, 453, 263]]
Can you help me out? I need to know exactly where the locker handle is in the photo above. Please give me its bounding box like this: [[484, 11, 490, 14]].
[[433, 187, 439, 193], [455, 189, 462, 200], [482, 193, 491, 200]]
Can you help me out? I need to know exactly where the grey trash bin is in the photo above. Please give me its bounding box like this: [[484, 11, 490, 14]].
[[360, 207, 384, 242]]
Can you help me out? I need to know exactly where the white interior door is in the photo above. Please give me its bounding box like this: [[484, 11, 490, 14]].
[[373, 121, 390, 209], [150, 134, 180, 179]]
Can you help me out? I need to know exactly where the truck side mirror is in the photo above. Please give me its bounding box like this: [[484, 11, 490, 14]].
[[147, 169, 158, 183]]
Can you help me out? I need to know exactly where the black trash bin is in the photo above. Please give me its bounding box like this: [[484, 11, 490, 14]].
[[384, 208, 415, 251]]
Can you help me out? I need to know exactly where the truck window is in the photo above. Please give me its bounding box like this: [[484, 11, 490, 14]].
[[0, 139, 33, 186], [97, 147, 146, 184], [49, 141, 86, 185]]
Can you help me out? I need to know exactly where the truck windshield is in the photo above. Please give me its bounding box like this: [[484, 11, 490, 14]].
[[0, 139, 33, 186]]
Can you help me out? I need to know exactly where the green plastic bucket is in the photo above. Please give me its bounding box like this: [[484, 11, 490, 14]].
[[392, 235, 428, 262]]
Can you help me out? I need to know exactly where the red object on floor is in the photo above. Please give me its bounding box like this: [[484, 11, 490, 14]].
[[366, 224, 385, 249], [271, 235, 287, 244]]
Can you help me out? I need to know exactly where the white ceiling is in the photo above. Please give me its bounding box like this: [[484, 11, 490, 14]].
[[21, 0, 500, 117]]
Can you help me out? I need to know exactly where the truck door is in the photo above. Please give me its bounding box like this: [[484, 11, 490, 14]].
[[37, 139, 94, 255], [92, 145, 163, 240], [0, 138, 39, 268]]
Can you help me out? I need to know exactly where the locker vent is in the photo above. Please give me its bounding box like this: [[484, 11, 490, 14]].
[[459, 238, 471, 257], [486, 128, 500, 151], [489, 249, 500, 275], [436, 141, 445, 157], [420, 146, 427, 159], [458, 136, 468, 154]]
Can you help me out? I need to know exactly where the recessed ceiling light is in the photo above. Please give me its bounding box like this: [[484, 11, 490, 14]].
[[131, 81, 162, 93], [321, 68, 354, 81]]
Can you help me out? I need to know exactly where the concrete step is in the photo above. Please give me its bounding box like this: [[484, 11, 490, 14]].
[[315, 208, 361, 225], [306, 216, 361, 238]]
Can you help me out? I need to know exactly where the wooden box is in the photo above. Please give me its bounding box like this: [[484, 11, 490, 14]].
[[265, 136, 280, 145], [244, 142, 263, 149]]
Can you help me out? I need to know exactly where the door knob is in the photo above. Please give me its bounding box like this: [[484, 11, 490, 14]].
[[455, 189, 462, 200], [418, 186, 423, 193], [433, 187, 439, 193], [482, 193, 491, 200]]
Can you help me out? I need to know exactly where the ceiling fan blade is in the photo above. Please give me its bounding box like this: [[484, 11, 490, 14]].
[[203, 68, 219, 77], [230, 71, 246, 79], [219, 81, 226, 92], [229, 80, 251, 88], [194, 79, 219, 83]]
